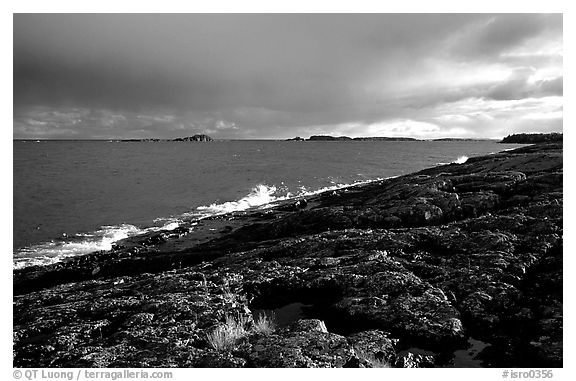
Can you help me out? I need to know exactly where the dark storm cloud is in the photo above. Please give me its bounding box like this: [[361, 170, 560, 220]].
[[447, 14, 561, 59], [13, 14, 471, 109], [13, 13, 562, 139]]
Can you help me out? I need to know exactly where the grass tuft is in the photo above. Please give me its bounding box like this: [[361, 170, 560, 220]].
[[206, 313, 276, 350], [253, 313, 276, 335], [206, 315, 248, 351]]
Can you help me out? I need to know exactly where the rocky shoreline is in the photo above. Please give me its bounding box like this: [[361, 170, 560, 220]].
[[13, 143, 563, 368]]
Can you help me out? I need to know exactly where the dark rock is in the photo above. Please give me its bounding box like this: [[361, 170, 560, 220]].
[[191, 352, 247, 367], [347, 330, 397, 365], [277, 199, 308, 212], [245, 319, 353, 367]]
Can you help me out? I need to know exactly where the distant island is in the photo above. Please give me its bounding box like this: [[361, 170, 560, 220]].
[[500, 133, 562, 144], [287, 135, 419, 141], [173, 134, 214, 142], [432, 138, 498, 142], [286, 135, 497, 142], [121, 134, 214, 142], [285, 134, 564, 143], [120, 138, 163, 142], [350, 136, 419, 142]]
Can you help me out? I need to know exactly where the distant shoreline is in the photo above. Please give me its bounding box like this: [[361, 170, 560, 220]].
[[13, 137, 501, 142]]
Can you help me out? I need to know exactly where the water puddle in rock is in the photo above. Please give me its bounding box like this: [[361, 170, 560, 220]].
[[251, 301, 492, 368], [252, 302, 313, 329], [398, 337, 490, 367], [251, 301, 371, 335], [396, 347, 436, 358], [452, 338, 490, 367]]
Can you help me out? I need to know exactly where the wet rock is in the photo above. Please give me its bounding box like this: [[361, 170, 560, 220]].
[[277, 199, 308, 212]]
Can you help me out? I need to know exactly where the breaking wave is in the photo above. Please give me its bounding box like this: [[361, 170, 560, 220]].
[[14, 179, 387, 269], [196, 184, 282, 215], [437, 155, 469, 165], [13, 221, 180, 270], [194, 178, 386, 216]]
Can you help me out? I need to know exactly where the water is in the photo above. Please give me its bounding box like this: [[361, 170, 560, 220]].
[[13, 140, 520, 268], [251, 301, 490, 367], [252, 303, 313, 329]]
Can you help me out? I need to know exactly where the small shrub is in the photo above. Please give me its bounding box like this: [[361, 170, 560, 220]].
[[206, 313, 276, 350], [253, 313, 275, 335], [206, 325, 242, 350], [206, 314, 249, 350]]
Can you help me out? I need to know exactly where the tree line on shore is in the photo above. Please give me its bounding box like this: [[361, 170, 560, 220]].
[[501, 133, 562, 144]]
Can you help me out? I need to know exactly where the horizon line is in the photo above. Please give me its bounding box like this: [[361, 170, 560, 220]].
[[13, 137, 505, 141]]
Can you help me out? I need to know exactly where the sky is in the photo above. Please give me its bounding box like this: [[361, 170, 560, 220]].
[[13, 13, 563, 140]]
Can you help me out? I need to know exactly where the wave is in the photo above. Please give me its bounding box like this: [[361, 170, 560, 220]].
[[14, 179, 386, 269], [196, 184, 281, 215], [194, 178, 386, 216], [453, 155, 469, 164], [437, 155, 469, 165], [13, 220, 180, 270]]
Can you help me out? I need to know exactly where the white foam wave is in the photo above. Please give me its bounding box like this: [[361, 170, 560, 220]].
[[158, 221, 180, 231], [196, 184, 280, 214], [437, 155, 469, 165], [148, 219, 181, 231], [453, 155, 469, 164], [195, 179, 386, 217], [14, 224, 145, 269]]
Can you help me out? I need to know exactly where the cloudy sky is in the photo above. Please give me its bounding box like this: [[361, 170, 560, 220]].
[[13, 13, 562, 140]]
